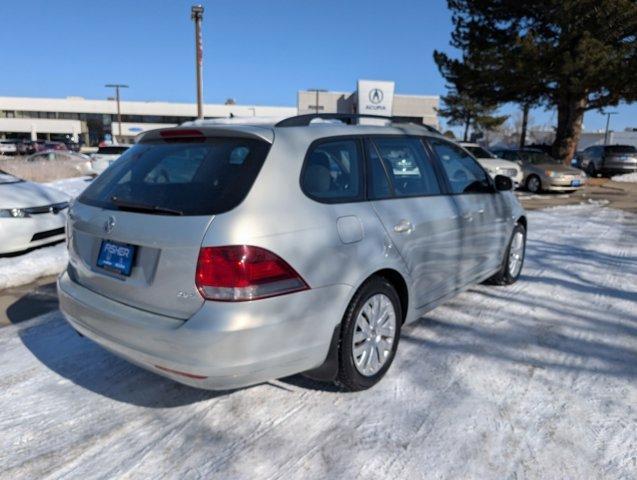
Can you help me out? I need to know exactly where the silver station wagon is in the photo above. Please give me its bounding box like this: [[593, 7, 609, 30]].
[[58, 114, 527, 391]]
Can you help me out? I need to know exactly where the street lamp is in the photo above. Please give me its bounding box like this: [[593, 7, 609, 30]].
[[307, 88, 327, 114], [603, 111, 618, 145], [105, 84, 128, 143], [191, 4, 204, 120]]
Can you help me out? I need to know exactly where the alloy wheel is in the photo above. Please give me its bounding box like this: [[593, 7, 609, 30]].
[[508, 231, 525, 277], [352, 293, 397, 377]]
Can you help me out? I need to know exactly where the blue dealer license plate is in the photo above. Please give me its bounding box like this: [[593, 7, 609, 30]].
[[97, 240, 136, 276], [571, 179, 582, 187]]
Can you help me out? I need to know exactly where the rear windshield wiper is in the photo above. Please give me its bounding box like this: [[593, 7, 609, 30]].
[[110, 196, 183, 216]]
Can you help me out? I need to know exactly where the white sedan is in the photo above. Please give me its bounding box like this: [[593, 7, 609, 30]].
[[459, 142, 524, 187], [0, 171, 70, 255]]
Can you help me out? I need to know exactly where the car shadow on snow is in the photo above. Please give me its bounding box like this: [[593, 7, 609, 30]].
[[3, 280, 59, 325], [401, 275, 637, 380], [17, 315, 238, 407]]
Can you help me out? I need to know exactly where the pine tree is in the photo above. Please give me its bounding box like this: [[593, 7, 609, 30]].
[[434, 0, 637, 162], [437, 90, 507, 141]]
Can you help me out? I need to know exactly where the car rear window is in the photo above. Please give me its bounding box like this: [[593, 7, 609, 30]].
[[79, 138, 270, 215], [605, 145, 636, 154], [97, 146, 130, 155], [464, 146, 495, 159]]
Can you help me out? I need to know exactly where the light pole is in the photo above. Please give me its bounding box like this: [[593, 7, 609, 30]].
[[105, 84, 128, 143], [191, 4, 204, 120], [603, 111, 618, 145], [307, 88, 327, 114]]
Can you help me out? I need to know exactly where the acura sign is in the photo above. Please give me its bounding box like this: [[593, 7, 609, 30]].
[[357, 80, 395, 119]]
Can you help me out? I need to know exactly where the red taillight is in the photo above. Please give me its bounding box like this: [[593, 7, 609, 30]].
[[195, 246, 309, 301]]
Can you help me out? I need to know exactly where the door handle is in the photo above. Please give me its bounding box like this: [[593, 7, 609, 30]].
[[476, 209, 485, 215], [393, 219, 414, 234], [462, 213, 473, 221]]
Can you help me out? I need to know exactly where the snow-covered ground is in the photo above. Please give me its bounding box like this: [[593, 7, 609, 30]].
[[0, 204, 636, 479], [612, 172, 637, 183], [0, 177, 91, 289], [0, 243, 68, 290]]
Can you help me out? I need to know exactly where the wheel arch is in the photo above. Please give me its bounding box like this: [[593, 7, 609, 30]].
[[516, 215, 527, 231], [370, 268, 409, 324]]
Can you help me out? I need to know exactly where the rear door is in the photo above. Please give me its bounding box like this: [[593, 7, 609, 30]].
[[367, 136, 464, 308], [426, 138, 510, 281], [69, 137, 271, 319]]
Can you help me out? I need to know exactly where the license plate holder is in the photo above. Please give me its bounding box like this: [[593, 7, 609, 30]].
[[97, 240, 136, 276]]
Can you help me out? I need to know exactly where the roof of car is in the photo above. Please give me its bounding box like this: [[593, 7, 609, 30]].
[[138, 115, 443, 145]]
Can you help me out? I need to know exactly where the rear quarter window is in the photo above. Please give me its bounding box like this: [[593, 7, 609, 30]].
[[301, 138, 364, 203], [79, 138, 270, 215]]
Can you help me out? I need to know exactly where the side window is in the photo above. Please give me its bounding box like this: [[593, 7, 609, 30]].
[[301, 139, 363, 202], [428, 138, 492, 194], [371, 137, 442, 197]]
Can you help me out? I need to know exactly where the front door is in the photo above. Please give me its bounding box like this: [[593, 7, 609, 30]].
[[426, 138, 509, 282]]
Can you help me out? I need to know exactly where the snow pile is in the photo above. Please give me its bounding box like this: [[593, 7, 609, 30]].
[[611, 172, 637, 183], [0, 243, 67, 290], [0, 204, 636, 478], [44, 176, 92, 198]]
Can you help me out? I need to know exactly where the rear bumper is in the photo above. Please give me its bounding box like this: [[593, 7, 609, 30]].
[[57, 272, 352, 390], [0, 214, 66, 254]]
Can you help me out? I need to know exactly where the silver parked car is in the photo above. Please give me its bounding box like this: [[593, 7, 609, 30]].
[[578, 144, 637, 177], [492, 148, 586, 193], [58, 114, 527, 391]]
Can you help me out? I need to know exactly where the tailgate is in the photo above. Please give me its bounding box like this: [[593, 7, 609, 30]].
[[68, 203, 213, 319]]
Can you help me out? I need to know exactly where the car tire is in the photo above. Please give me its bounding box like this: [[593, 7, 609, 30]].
[[526, 175, 542, 193], [586, 162, 598, 177], [335, 277, 402, 391], [485, 223, 526, 286]]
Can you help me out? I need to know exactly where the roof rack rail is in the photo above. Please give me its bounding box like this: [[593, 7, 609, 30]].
[[274, 113, 440, 133]]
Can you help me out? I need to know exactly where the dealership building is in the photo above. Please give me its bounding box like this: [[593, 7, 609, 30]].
[[0, 96, 296, 146], [298, 80, 439, 127], [0, 81, 439, 146]]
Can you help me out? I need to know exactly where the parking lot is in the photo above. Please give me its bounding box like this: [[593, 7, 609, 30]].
[[0, 181, 635, 478]]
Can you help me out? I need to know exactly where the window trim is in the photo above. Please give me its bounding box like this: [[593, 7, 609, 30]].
[[423, 137, 497, 196], [299, 135, 367, 205]]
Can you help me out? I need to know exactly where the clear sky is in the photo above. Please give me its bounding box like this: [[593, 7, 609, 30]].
[[1, 0, 634, 133]]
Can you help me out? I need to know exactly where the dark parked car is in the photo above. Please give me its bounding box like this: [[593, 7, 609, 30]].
[[579, 145, 637, 177]]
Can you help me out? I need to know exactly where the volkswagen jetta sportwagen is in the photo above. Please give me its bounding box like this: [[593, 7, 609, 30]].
[[58, 114, 527, 391]]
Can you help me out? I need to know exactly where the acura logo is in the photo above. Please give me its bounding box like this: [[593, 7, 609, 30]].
[[104, 216, 116, 234], [369, 88, 384, 104]]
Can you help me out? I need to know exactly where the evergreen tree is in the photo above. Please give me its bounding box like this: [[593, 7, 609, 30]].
[[434, 0, 637, 162], [437, 90, 507, 141]]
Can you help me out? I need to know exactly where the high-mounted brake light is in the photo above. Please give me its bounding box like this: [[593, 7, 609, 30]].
[[195, 245, 309, 301], [159, 129, 204, 138]]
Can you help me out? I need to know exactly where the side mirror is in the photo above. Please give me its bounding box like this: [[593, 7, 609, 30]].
[[494, 174, 513, 191]]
